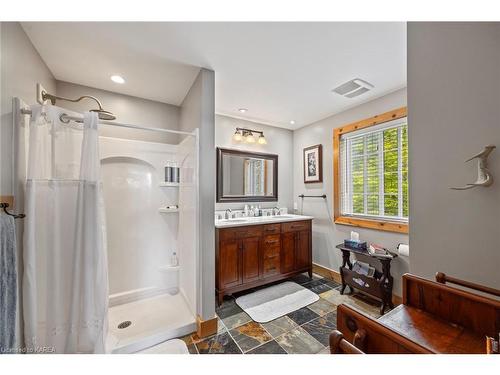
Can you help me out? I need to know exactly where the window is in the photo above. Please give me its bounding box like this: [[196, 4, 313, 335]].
[[333, 107, 408, 233]]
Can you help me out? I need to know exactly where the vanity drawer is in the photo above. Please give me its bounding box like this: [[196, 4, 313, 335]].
[[219, 225, 263, 241], [263, 254, 280, 277], [262, 234, 281, 256], [281, 220, 311, 233], [262, 223, 281, 235]]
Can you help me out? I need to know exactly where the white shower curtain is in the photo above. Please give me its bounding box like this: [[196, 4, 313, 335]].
[[23, 105, 108, 353]]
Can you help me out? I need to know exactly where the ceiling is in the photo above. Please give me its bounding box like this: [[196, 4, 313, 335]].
[[22, 22, 406, 130]]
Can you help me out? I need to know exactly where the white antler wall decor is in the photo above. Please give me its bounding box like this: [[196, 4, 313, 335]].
[[450, 145, 496, 190]]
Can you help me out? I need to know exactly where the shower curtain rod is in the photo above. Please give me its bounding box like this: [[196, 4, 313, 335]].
[[19, 108, 196, 137]]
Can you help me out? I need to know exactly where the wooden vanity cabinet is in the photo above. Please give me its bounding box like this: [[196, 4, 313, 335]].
[[216, 220, 312, 305]]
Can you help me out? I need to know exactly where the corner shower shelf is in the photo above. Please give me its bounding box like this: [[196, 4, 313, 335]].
[[158, 207, 179, 213], [159, 182, 179, 187]]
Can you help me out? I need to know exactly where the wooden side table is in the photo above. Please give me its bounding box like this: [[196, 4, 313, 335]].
[[335, 244, 398, 315]]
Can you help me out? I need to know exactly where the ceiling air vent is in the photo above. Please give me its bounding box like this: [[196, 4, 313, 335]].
[[332, 79, 374, 98]]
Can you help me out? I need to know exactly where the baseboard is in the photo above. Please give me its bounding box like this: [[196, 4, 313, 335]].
[[196, 315, 218, 338], [312, 263, 342, 284], [312, 262, 402, 306]]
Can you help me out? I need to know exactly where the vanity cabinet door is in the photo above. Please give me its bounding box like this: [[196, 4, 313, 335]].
[[281, 232, 296, 273], [241, 237, 261, 283], [295, 230, 311, 271], [219, 240, 242, 289]]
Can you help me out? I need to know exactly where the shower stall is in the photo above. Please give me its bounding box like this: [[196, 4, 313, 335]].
[[102, 133, 199, 353], [14, 94, 200, 354]]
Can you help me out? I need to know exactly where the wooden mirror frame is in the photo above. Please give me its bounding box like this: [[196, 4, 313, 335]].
[[216, 147, 278, 203]]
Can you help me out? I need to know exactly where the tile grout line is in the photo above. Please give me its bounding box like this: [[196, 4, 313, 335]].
[[222, 318, 247, 354], [210, 274, 345, 354], [273, 325, 326, 354]]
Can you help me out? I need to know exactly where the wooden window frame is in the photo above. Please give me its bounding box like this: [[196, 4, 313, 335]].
[[333, 107, 409, 234]]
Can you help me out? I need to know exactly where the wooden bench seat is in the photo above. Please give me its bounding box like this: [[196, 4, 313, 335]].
[[330, 273, 500, 354], [378, 305, 485, 353]]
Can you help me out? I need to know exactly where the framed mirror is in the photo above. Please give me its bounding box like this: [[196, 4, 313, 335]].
[[216, 148, 278, 202]]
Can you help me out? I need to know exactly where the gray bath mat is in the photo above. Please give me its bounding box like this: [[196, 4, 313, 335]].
[[235, 281, 319, 323]]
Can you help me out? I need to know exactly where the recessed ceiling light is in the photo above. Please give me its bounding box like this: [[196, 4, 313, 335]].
[[290, 120, 296, 125], [110, 75, 125, 84], [238, 108, 248, 113]]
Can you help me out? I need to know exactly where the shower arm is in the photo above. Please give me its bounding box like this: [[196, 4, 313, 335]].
[[42, 91, 104, 111]]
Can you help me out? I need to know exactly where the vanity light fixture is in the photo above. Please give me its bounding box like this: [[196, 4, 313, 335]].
[[232, 129, 243, 142], [245, 132, 256, 143], [232, 127, 266, 145], [110, 75, 125, 84]]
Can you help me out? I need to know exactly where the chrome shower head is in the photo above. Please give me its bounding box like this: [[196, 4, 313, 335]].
[[91, 109, 116, 121], [42, 91, 117, 121]]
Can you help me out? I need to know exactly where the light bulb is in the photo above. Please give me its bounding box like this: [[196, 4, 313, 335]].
[[110, 75, 125, 84], [245, 132, 256, 143], [233, 130, 243, 142], [258, 134, 267, 145]]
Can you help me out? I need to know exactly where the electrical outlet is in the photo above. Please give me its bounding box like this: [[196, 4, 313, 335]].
[[36, 83, 47, 104]]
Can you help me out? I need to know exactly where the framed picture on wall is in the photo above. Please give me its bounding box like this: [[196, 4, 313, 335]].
[[303, 144, 323, 183]]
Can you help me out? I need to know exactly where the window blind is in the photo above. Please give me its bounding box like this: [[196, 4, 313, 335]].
[[340, 117, 408, 222]]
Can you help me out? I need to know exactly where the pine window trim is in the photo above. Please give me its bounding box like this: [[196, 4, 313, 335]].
[[333, 106, 409, 234]]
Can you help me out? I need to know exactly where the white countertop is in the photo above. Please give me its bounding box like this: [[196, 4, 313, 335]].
[[215, 214, 314, 228]]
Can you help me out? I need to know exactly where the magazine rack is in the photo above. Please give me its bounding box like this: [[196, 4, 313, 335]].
[[335, 244, 397, 315]]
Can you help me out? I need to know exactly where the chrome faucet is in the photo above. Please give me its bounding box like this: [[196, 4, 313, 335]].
[[225, 208, 232, 219], [273, 206, 281, 216]]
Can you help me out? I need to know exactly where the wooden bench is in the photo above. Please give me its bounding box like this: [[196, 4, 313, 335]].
[[330, 273, 500, 354]]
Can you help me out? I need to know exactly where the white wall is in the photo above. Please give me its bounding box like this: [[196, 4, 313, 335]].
[[293, 88, 409, 296], [0, 21, 57, 349], [0, 22, 56, 195], [215, 115, 294, 211], [408, 22, 500, 289], [55, 81, 180, 144], [179, 68, 216, 321]]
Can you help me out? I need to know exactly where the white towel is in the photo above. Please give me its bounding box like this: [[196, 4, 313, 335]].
[[0, 214, 17, 353]]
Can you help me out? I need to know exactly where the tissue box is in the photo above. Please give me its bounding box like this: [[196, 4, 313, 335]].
[[344, 239, 367, 251]]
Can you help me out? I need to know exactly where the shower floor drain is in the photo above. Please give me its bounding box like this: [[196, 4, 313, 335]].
[[117, 321, 132, 329]]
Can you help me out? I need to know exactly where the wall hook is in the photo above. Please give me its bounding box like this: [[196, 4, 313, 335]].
[[450, 145, 496, 190]]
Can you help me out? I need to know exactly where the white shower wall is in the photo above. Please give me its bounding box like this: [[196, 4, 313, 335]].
[[176, 132, 199, 315], [99, 135, 198, 316]]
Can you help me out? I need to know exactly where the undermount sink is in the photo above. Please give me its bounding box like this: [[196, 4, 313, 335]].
[[268, 215, 293, 219], [220, 218, 248, 223]]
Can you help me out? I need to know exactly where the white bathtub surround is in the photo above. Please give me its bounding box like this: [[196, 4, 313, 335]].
[[23, 107, 108, 353], [215, 213, 313, 228]]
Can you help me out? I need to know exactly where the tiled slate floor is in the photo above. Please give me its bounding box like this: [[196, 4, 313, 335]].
[[181, 273, 382, 354]]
